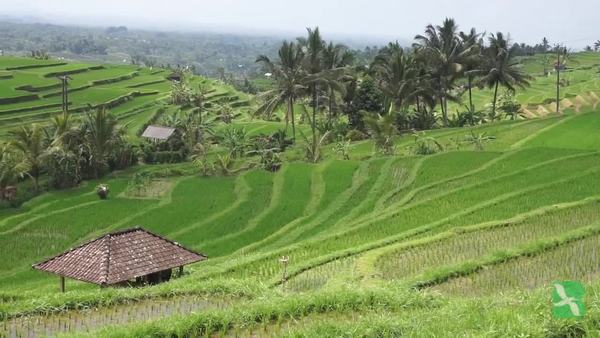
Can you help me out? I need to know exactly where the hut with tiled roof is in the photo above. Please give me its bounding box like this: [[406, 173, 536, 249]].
[[33, 227, 206, 292]]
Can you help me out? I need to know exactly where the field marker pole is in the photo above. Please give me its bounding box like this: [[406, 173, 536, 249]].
[[279, 256, 289, 289], [556, 46, 561, 114], [60, 276, 65, 293]]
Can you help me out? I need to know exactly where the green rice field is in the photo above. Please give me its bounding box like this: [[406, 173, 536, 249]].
[[2, 54, 600, 337]]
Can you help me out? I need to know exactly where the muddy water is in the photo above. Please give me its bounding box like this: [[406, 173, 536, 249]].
[[1, 295, 231, 337]]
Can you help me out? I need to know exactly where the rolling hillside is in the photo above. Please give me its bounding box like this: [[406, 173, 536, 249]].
[[1, 107, 600, 336]]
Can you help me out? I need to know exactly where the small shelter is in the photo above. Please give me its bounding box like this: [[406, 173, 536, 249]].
[[33, 227, 206, 291], [141, 125, 176, 142]]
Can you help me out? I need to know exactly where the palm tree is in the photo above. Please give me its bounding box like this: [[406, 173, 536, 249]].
[[553, 46, 577, 113], [594, 40, 600, 52], [255, 41, 307, 140], [459, 28, 483, 112], [0, 143, 30, 199], [371, 42, 420, 115], [321, 41, 354, 122], [479, 32, 531, 118], [414, 18, 477, 126], [364, 113, 396, 155], [82, 108, 124, 178], [298, 27, 325, 119], [9, 124, 47, 191]]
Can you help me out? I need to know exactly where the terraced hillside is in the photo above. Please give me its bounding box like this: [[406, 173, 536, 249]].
[[0, 56, 252, 138], [451, 52, 600, 118], [1, 107, 600, 336]]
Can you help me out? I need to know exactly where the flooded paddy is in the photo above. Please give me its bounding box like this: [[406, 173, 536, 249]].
[[1, 295, 232, 337]]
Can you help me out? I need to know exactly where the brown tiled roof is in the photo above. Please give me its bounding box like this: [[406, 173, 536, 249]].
[[141, 125, 176, 140], [33, 228, 206, 285]]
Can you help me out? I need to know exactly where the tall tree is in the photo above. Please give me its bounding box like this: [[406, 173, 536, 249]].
[[0, 143, 30, 198], [82, 108, 124, 178], [414, 18, 477, 126], [370, 42, 420, 115], [9, 124, 47, 191], [321, 41, 354, 122], [479, 32, 531, 118], [255, 41, 307, 140], [542, 37, 550, 53], [298, 27, 325, 119], [459, 28, 483, 112]]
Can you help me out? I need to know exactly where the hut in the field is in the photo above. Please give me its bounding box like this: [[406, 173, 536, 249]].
[[141, 125, 176, 142], [33, 227, 206, 292]]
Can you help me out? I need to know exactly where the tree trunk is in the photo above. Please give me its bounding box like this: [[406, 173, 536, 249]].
[[288, 97, 296, 141], [439, 77, 448, 127], [328, 87, 334, 124], [492, 81, 499, 120], [468, 75, 474, 111], [312, 84, 318, 161], [284, 98, 290, 134], [439, 96, 447, 127], [33, 174, 39, 192]]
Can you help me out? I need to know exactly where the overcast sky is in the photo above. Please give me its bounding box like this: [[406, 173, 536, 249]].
[[2, 0, 599, 47]]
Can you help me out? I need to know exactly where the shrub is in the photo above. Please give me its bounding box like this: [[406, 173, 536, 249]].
[[144, 151, 185, 164], [411, 131, 444, 155], [46, 148, 82, 189], [345, 129, 367, 141]]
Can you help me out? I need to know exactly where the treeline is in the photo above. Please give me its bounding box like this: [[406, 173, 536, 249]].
[[0, 21, 282, 78], [0, 109, 136, 206], [255, 19, 532, 159]]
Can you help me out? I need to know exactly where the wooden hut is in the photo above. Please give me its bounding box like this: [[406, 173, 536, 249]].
[[141, 125, 176, 142], [33, 227, 206, 291]]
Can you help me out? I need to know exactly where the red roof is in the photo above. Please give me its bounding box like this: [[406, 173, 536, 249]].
[[33, 228, 206, 285]]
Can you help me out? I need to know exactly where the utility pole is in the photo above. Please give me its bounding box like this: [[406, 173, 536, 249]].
[[58, 75, 71, 114], [556, 46, 561, 114]]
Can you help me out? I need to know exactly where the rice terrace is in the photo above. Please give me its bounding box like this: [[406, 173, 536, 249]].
[[1, 1, 600, 336]]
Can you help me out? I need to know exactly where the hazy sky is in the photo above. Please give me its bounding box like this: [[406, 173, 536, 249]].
[[2, 0, 599, 47]]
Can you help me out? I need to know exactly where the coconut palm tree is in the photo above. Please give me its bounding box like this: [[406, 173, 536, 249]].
[[255, 41, 307, 140], [459, 28, 484, 112], [364, 113, 396, 155], [594, 40, 600, 52], [321, 41, 354, 122], [479, 32, 531, 118], [371, 42, 420, 115], [82, 108, 124, 178], [414, 18, 477, 126], [298, 27, 326, 118], [9, 124, 47, 191], [0, 143, 30, 199]]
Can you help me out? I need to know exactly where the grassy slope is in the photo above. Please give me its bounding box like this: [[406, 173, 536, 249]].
[[0, 56, 252, 140], [3, 62, 600, 335], [450, 51, 600, 117]]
